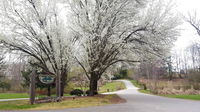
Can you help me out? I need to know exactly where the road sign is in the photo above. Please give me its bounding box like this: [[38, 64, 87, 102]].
[[39, 75, 55, 84]]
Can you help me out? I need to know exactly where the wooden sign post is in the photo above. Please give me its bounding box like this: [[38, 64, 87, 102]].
[[30, 69, 36, 105]]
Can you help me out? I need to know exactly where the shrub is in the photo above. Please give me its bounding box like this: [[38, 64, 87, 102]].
[[70, 89, 83, 96], [111, 74, 122, 80], [0, 81, 11, 91], [112, 69, 128, 80], [188, 70, 200, 83]]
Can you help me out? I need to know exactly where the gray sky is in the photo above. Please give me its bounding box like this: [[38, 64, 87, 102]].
[[174, 0, 200, 50]]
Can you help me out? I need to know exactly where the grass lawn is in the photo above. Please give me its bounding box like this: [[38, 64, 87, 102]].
[[162, 94, 200, 101], [99, 81, 126, 93], [0, 94, 124, 110], [130, 79, 200, 101], [129, 80, 151, 94], [0, 93, 29, 99], [129, 80, 142, 88], [138, 89, 151, 94], [0, 93, 70, 99], [0, 81, 126, 110]]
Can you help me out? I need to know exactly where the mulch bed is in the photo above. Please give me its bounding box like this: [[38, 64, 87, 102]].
[[35, 94, 126, 104]]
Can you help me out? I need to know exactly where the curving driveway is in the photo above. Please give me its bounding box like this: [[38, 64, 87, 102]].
[[3, 80, 200, 112]]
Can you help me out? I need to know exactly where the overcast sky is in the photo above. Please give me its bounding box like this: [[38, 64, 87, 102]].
[[174, 0, 200, 50]]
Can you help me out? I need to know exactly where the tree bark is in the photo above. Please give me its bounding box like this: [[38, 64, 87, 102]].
[[61, 72, 67, 96], [89, 73, 98, 96], [47, 85, 51, 96], [56, 71, 61, 100], [30, 69, 36, 105]]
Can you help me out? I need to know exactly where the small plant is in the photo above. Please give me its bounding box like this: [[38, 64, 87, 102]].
[[70, 89, 84, 96]]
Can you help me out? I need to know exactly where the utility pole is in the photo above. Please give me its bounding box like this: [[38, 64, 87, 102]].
[[30, 68, 36, 105]]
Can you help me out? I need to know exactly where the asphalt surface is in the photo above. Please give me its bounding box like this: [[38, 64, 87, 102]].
[[2, 80, 200, 112], [0, 98, 29, 102]]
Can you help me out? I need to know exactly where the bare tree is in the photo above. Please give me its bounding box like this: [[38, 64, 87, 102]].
[[187, 42, 200, 70], [69, 0, 181, 95], [0, 0, 74, 97], [185, 12, 200, 70], [186, 13, 200, 36]]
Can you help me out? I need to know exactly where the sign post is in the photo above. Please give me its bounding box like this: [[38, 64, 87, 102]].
[[38, 73, 56, 97], [30, 68, 36, 105]]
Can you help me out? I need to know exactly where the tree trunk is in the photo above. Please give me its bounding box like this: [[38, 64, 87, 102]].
[[89, 73, 98, 96], [56, 71, 61, 100], [30, 69, 36, 105], [47, 85, 51, 96], [61, 72, 67, 96]]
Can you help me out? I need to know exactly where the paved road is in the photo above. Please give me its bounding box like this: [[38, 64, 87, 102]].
[[0, 98, 29, 102], [3, 80, 200, 112]]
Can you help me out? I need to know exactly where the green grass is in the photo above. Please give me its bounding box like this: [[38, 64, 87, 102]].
[[129, 80, 151, 94], [162, 94, 200, 101], [99, 81, 126, 93], [0, 93, 70, 99], [138, 89, 151, 94], [0, 93, 29, 99], [130, 80, 142, 88], [0, 94, 120, 110], [74, 81, 126, 93]]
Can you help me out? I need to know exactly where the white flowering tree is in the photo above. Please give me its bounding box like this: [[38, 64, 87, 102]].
[[0, 0, 74, 97], [0, 56, 3, 71], [69, 0, 181, 96]]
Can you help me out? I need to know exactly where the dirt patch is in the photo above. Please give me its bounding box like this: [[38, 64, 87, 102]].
[[63, 94, 126, 104], [36, 94, 126, 104], [110, 95, 126, 104]]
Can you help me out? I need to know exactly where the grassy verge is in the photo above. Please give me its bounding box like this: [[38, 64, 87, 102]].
[[99, 81, 126, 93], [129, 80, 142, 88], [0, 93, 29, 99], [162, 94, 200, 101], [138, 89, 151, 94], [130, 80, 151, 94], [130, 79, 200, 101], [0, 94, 124, 110], [0, 93, 70, 99]]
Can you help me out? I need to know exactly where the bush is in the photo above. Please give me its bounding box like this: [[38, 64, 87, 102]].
[[112, 69, 128, 80], [188, 71, 200, 83], [70, 89, 83, 96], [0, 81, 11, 91]]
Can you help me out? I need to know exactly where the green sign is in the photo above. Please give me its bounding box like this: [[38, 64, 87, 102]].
[[39, 75, 55, 84]]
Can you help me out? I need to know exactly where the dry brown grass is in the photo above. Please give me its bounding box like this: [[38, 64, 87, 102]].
[[139, 79, 200, 95]]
